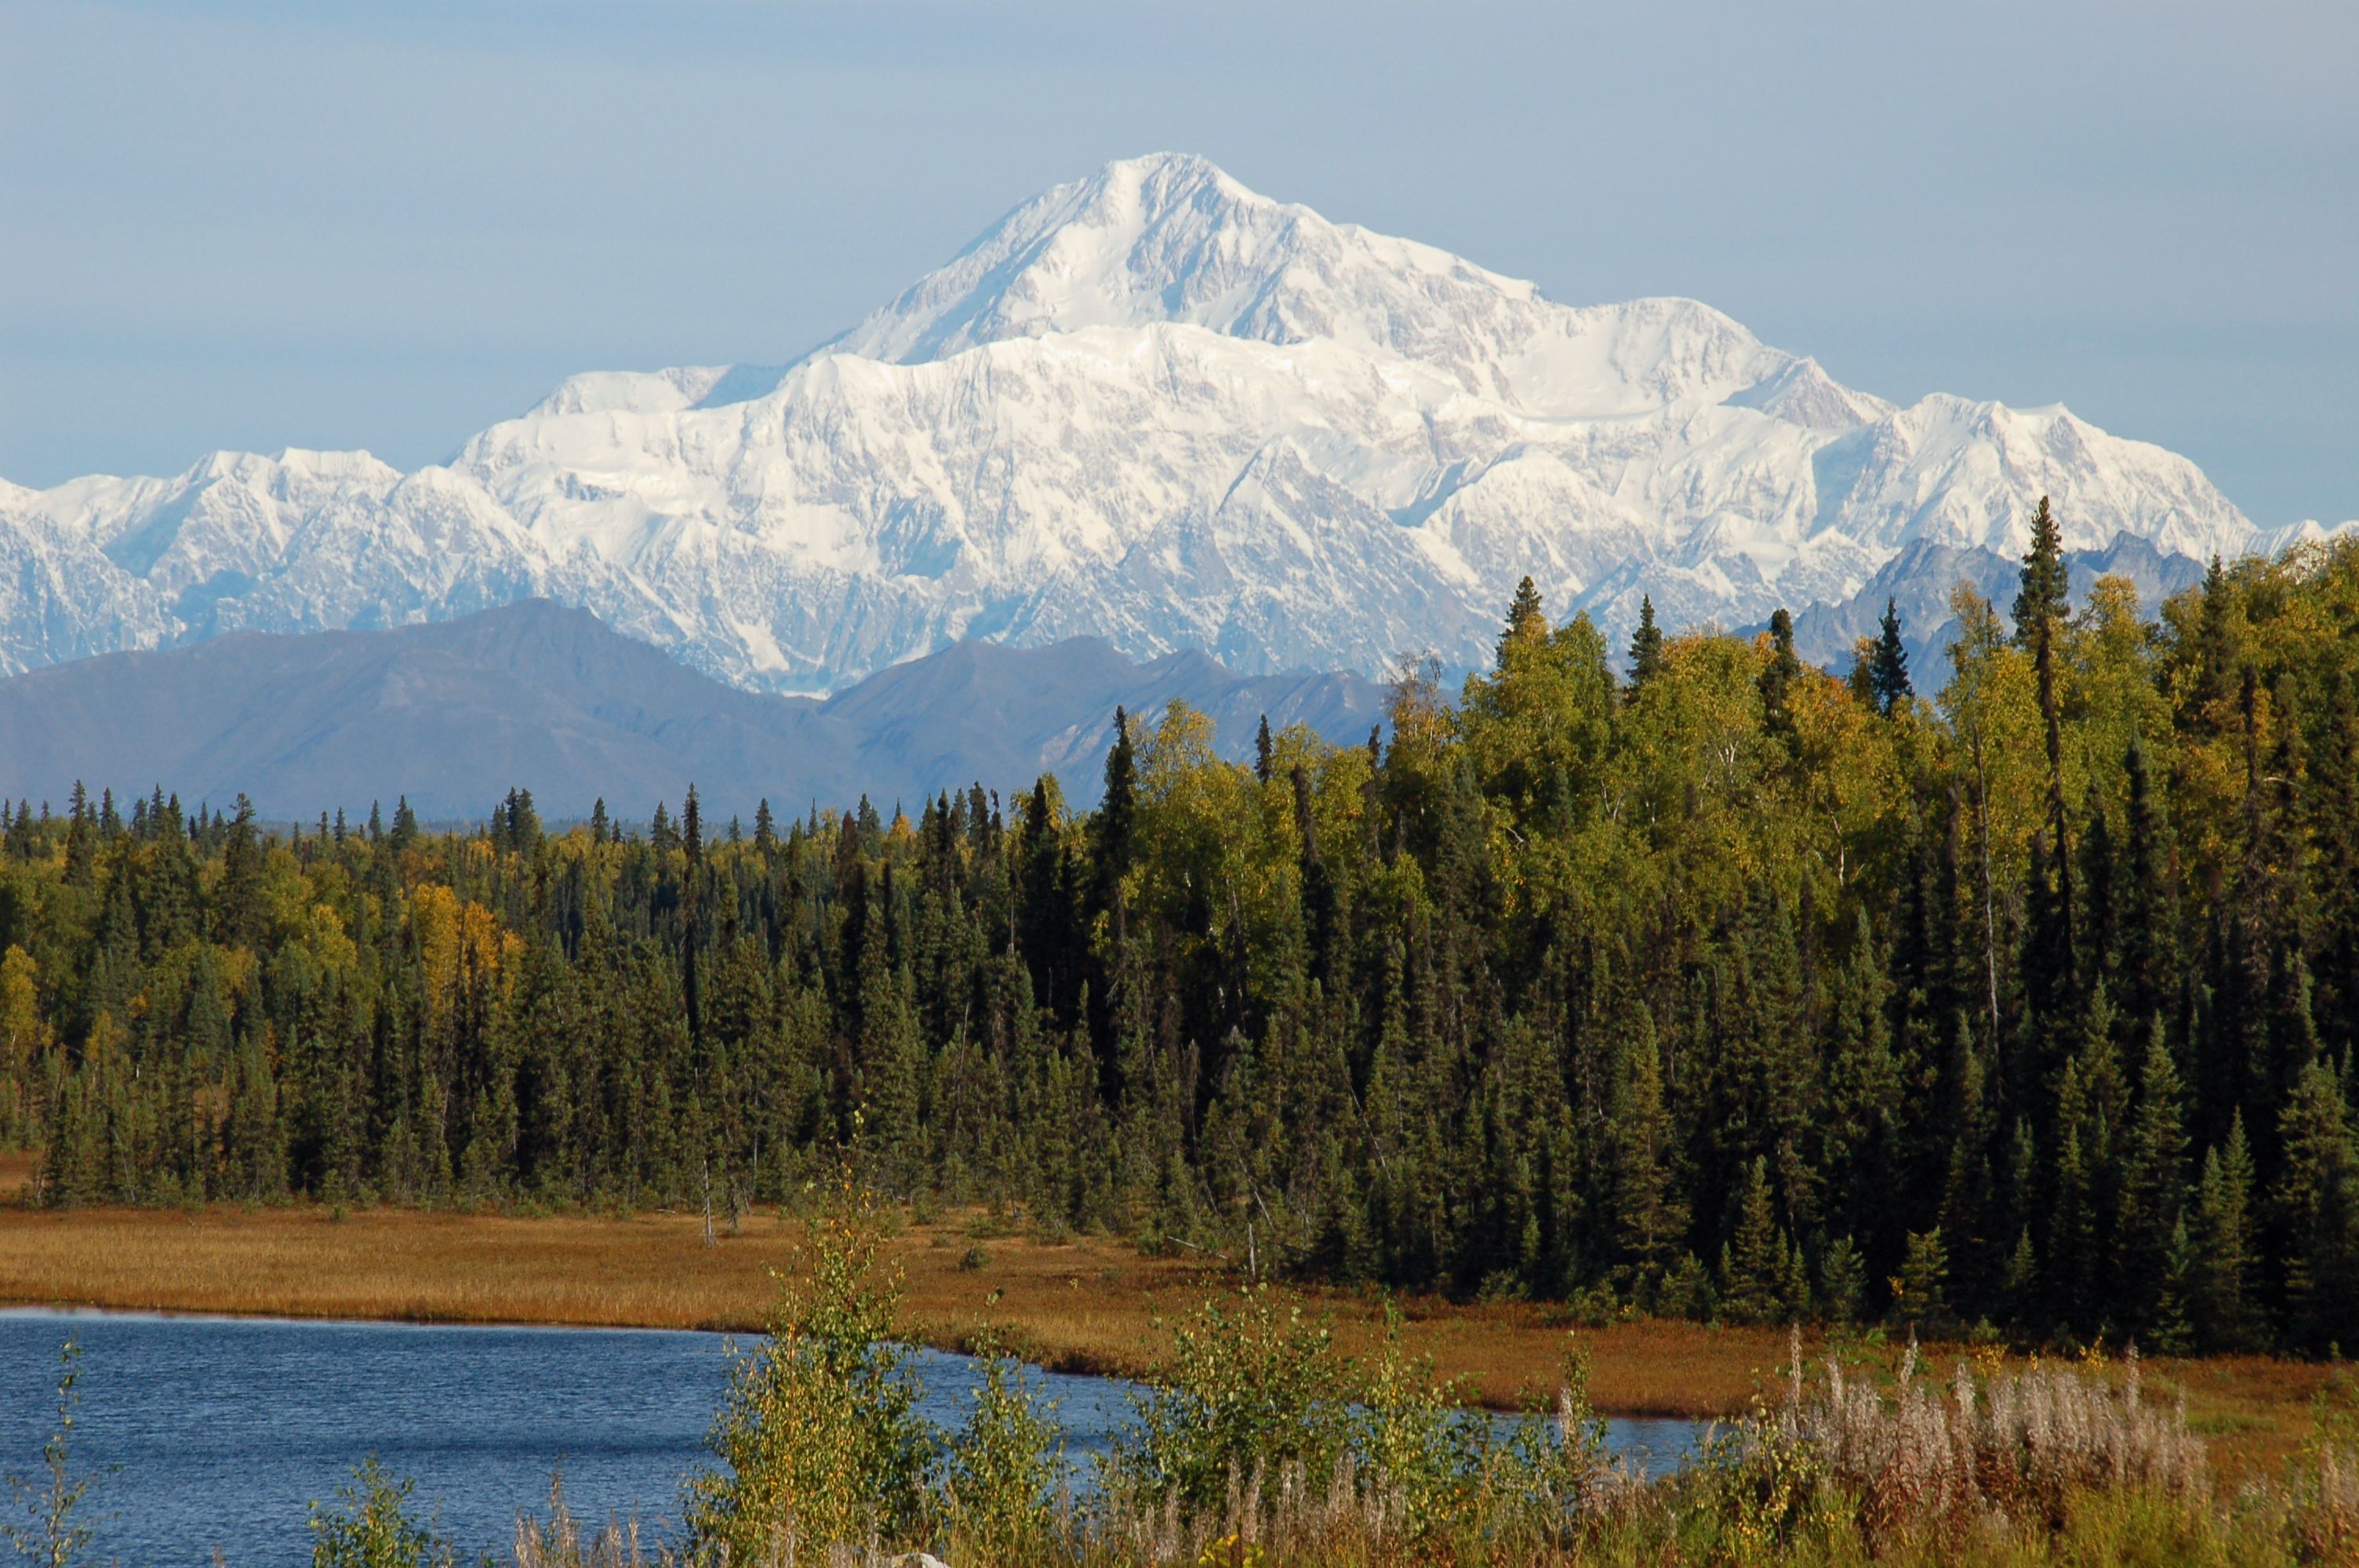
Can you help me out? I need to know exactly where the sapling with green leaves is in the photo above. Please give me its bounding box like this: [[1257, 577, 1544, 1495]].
[[3, 1339, 107, 1568], [940, 1336, 1063, 1566], [1103, 1286, 1354, 1519], [307, 1458, 453, 1568], [684, 1171, 933, 1561]]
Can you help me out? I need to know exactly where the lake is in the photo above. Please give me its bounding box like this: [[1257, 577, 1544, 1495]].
[[0, 1309, 1703, 1565]]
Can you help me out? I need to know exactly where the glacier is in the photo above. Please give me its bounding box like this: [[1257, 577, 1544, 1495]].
[[0, 152, 2324, 695]]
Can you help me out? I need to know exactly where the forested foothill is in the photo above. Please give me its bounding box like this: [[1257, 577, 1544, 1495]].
[[5, 504, 2358, 1358]]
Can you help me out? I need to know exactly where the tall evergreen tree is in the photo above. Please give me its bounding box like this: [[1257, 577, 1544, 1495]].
[[2273, 1061, 2359, 1352], [2011, 495, 2070, 644], [2186, 553, 2236, 727], [1499, 575, 1547, 666], [216, 796, 265, 948], [1758, 608, 1801, 746], [2117, 1021, 2190, 1338], [2313, 673, 2359, 1060], [2119, 736, 2183, 1047], [1606, 1001, 1684, 1295], [1868, 597, 1912, 717], [2189, 1115, 2261, 1352], [2015, 499, 2077, 1049], [1093, 710, 1137, 921], [1627, 594, 1667, 692], [1719, 1156, 1797, 1324]]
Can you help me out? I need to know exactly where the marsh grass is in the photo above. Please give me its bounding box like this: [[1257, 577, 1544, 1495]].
[[0, 1200, 2349, 1483], [1710, 1330, 2212, 1559], [514, 1477, 650, 1568]]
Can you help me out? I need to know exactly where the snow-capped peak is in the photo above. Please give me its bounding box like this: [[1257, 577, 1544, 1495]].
[[827, 153, 1794, 419], [0, 153, 2290, 698], [830, 152, 1335, 362]]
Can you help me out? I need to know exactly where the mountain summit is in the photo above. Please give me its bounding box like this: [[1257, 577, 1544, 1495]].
[[0, 154, 2294, 693], [828, 152, 1874, 423]]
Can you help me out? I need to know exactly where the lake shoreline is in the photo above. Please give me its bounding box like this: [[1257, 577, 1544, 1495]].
[[0, 1196, 1789, 1416], [0, 1198, 2339, 1479]]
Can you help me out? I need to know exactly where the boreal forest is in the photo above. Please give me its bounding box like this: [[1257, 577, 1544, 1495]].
[[5, 505, 2358, 1357]]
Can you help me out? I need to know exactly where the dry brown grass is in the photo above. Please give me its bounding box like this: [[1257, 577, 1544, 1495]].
[[0, 1201, 1786, 1409], [0, 1200, 2343, 1483]]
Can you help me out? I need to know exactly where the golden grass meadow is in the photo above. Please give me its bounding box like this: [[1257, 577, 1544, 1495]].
[[0, 1181, 2346, 1490]]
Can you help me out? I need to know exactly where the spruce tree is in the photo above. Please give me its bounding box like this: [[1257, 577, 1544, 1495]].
[[1292, 766, 1337, 986], [2313, 673, 2359, 1060], [1092, 710, 1137, 919], [2187, 553, 2236, 726], [1757, 608, 1802, 742], [1607, 1004, 1684, 1294], [2189, 1115, 2260, 1352], [216, 796, 265, 947], [62, 783, 92, 888], [1498, 575, 1547, 667], [1627, 594, 1667, 691], [516, 787, 542, 852], [2001, 1226, 2040, 1327], [2150, 1216, 2197, 1355], [2078, 796, 2118, 989], [1017, 779, 1072, 1018], [1819, 1236, 1866, 1325], [2119, 735, 2183, 1057], [2273, 1060, 2359, 1352], [1897, 1227, 1951, 1333], [1869, 597, 1912, 717], [2010, 495, 2070, 644], [1719, 1156, 1790, 1324], [2117, 1021, 2190, 1338], [2019, 503, 2078, 1051]]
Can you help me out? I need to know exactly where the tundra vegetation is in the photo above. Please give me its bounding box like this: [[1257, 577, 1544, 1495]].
[[4, 511, 2359, 1370]]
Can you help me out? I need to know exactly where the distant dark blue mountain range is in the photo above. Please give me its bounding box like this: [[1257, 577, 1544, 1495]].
[[0, 601, 1387, 822]]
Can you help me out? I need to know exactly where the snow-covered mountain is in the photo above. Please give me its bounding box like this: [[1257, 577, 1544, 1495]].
[[0, 153, 2314, 694]]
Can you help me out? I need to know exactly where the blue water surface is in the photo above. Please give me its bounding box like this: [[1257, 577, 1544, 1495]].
[[0, 1308, 1700, 1566]]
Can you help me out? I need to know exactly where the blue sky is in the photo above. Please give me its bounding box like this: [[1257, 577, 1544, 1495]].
[[3, 0, 2352, 523]]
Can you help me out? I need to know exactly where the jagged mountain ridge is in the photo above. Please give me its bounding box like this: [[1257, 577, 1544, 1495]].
[[0, 153, 2320, 694], [0, 601, 1387, 820]]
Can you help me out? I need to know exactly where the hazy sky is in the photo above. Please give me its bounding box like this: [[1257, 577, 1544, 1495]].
[[4, 0, 2352, 524]]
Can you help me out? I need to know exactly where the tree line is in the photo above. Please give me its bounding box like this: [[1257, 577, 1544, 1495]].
[[3, 505, 2357, 1354]]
